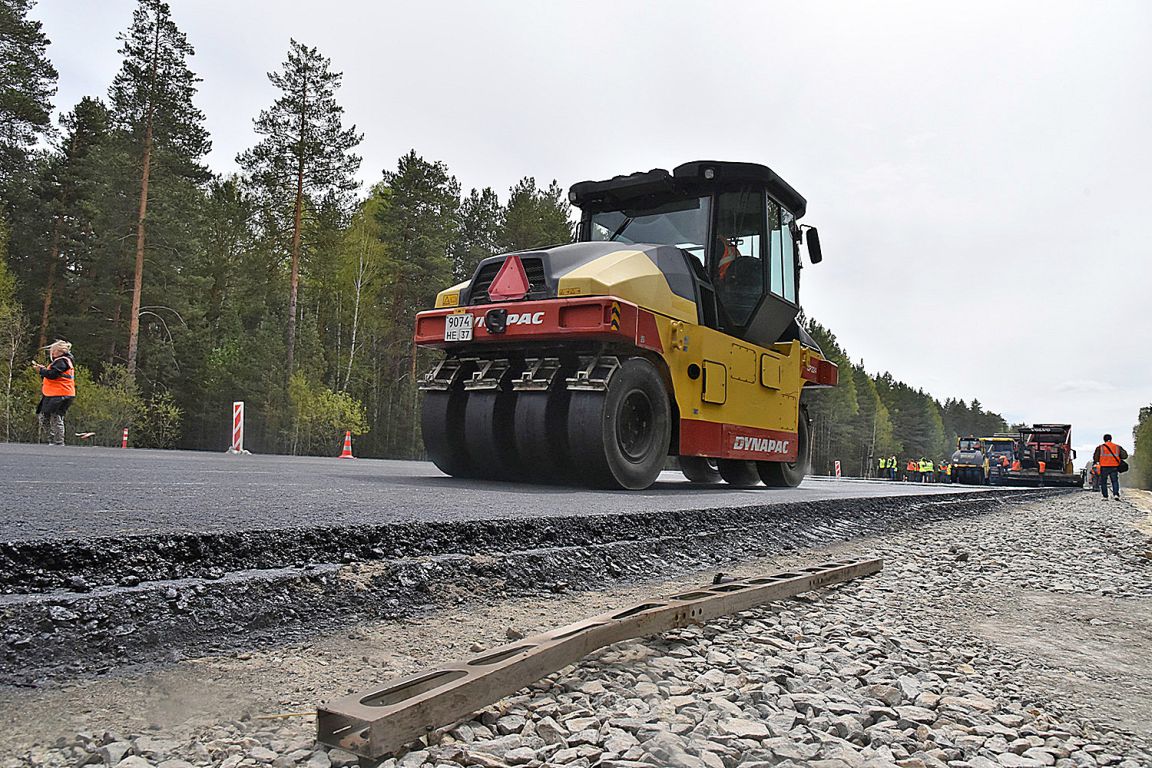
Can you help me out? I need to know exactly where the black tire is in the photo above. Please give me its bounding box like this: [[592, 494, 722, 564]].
[[421, 388, 473, 478], [718, 459, 760, 488], [464, 389, 519, 480], [679, 456, 721, 484], [758, 406, 812, 488], [513, 383, 573, 485], [566, 357, 671, 490]]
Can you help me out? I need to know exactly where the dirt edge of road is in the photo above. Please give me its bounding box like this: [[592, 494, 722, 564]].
[[0, 491, 1056, 685]]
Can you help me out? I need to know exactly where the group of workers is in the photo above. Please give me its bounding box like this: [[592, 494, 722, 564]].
[[875, 456, 951, 483], [876, 453, 1027, 483]]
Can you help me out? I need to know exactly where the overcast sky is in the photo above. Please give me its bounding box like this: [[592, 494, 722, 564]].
[[31, 0, 1152, 460]]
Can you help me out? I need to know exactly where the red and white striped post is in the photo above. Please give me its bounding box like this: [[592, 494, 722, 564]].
[[834, 460, 842, 478], [230, 401, 244, 453], [121, 427, 129, 449]]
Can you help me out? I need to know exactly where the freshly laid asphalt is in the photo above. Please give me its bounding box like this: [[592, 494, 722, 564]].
[[0, 443, 995, 542]]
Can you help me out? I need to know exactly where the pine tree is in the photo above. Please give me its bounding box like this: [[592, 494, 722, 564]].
[[1133, 406, 1151, 489], [501, 177, 571, 251], [0, 0, 57, 190], [0, 219, 30, 441], [803, 320, 859, 474], [374, 150, 459, 455], [237, 39, 362, 377], [37, 97, 110, 349], [108, 0, 209, 376], [452, 186, 502, 281]]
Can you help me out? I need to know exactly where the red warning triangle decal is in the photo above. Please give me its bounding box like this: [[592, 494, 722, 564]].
[[487, 255, 530, 301]]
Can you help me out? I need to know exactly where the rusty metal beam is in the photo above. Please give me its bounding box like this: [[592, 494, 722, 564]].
[[316, 558, 882, 759]]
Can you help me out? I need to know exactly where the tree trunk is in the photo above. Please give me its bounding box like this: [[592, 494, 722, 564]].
[[286, 72, 308, 378], [342, 240, 367, 391], [3, 316, 25, 442], [286, 176, 302, 376], [126, 14, 161, 378], [37, 215, 62, 351], [109, 290, 123, 362], [409, 342, 418, 456]]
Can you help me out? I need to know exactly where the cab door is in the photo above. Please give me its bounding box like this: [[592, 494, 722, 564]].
[[710, 188, 800, 348]]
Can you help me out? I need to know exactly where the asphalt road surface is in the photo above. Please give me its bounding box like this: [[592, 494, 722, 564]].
[[0, 443, 993, 541]]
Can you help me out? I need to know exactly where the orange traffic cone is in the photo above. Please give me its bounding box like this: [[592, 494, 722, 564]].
[[338, 430, 355, 459]]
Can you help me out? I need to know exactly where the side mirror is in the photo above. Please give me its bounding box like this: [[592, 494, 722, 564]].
[[806, 227, 823, 264]]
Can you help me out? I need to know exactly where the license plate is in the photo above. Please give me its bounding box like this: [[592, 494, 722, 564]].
[[444, 312, 474, 342]]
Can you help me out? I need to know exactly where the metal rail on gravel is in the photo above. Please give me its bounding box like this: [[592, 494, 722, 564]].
[[316, 558, 883, 759]]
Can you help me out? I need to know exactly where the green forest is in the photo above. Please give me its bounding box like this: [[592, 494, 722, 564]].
[[1, 0, 1145, 481]]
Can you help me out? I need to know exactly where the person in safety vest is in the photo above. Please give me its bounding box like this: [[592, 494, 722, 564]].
[[1090, 462, 1100, 492], [906, 459, 918, 482], [877, 456, 885, 479], [716, 236, 742, 280], [33, 339, 76, 446], [1093, 434, 1129, 501], [888, 455, 897, 480]]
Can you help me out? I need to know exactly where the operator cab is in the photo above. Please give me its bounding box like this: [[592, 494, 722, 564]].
[[571, 161, 823, 348], [957, 437, 983, 453]]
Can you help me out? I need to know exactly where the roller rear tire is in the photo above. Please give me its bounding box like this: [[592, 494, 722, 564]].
[[718, 459, 760, 488], [513, 382, 573, 485], [464, 390, 519, 480], [421, 388, 473, 478], [567, 357, 671, 490], [679, 456, 721, 484], [758, 407, 811, 488]]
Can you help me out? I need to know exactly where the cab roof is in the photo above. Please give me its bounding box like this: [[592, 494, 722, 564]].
[[569, 161, 807, 218]]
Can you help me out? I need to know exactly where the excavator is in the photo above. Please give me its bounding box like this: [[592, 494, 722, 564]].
[[413, 161, 837, 490]]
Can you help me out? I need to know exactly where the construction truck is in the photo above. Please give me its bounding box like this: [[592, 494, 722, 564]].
[[997, 424, 1083, 487], [982, 434, 1017, 484], [950, 436, 989, 485], [414, 161, 837, 490]]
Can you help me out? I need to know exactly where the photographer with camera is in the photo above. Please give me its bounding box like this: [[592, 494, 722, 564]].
[[33, 340, 76, 446], [1093, 433, 1129, 501]]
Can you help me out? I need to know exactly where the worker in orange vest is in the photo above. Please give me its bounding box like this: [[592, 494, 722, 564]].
[[906, 459, 918, 482], [33, 339, 77, 446], [1093, 434, 1128, 501]]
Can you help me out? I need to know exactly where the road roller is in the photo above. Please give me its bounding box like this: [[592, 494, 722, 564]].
[[413, 161, 838, 489]]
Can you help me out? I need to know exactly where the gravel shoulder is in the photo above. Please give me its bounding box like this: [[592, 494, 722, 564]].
[[2, 491, 1150, 767]]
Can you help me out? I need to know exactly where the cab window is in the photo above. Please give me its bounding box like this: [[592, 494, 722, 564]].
[[767, 202, 797, 303], [779, 207, 797, 303], [588, 197, 711, 268], [712, 188, 765, 327]]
